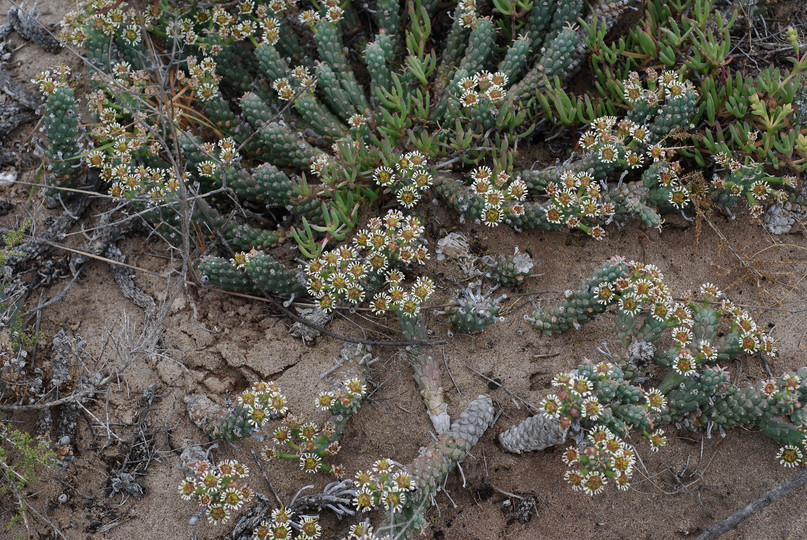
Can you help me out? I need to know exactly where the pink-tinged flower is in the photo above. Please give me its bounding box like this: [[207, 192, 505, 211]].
[[564, 469, 585, 490], [645, 389, 666, 411], [540, 394, 561, 419], [615, 472, 631, 490], [760, 378, 778, 397], [698, 340, 717, 361], [582, 471, 607, 496], [207, 504, 229, 524], [562, 446, 580, 465]]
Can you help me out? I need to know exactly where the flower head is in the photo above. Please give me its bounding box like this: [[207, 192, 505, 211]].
[[562, 446, 580, 465], [178, 478, 197, 500], [582, 471, 607, 496], [673, 349, 696, 376], [208, 504, 229, 524], [564, 469, 585, 491], [598, 144, 617, 163], [645, 389, 666, 411], [647, 429, 667, 452], [570, 377, 593, 397], [671, 326, 693, 346], [582, 396, 602, 420], [353, 487, 374, 512], [540, 394, 561, 418], [777, 445, 803, 468], [618, 294, 641, 316], [300, 453, 322, 473], [299, 515, 321, 538], [615, 472, 631, 491], [381, 489, 406, 513]]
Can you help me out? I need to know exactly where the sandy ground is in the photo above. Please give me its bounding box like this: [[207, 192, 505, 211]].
[[2, 1, 807, 539]]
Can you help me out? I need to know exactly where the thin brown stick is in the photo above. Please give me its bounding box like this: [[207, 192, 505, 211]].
[[0, 386, 99, 412], [699, 211, 763, 286], [250, 449, 283, 507], [465, 364, 538, 413], [696, 468, 807, 540], [442, 347, 461, 395]]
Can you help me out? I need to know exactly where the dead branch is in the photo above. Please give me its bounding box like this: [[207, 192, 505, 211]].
[[0, 67, 41, 110], [696, 468, 807, 540], [106, 244, 157, 317], [0, 383, 99, 412], [4, 172, 102, 272], [7, 3, 62, 53]]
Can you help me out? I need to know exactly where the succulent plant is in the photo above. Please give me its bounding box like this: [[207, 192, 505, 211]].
[[442, 281, 506, 334], [31, 1, 807, 533], [481, 247, 535, 289], [35, 68, 84, 197], [505, 258, 806, 496], [351, 395, 495, 539]]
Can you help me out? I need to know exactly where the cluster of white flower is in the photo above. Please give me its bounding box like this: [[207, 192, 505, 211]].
[[236, 380, 289, 429], [540, 361, 669, 496], [458, 71, 508, 108], [468, 166, 527, 226], [263, 413, 343, 477], [299, 0, 345, 26], [544, 169, 614, 238], [254, 507, 321, 540], [712, 151, 785, 219], [60, 0, 140, 45], [32, 64, 71, 96], [561, 426, 639, 495], [305, 210, 432, 316], [315, 378, 367, 414], [177, 458, 254, 525], [457, 0, 478, 28], [581, 70, 698, 211], [352, 458, 416, 514], [372, 152, 433, 208], [273, 66, 315, 101]]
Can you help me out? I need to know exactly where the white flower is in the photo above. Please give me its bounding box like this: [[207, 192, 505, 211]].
[[776, 445, 803, 468]]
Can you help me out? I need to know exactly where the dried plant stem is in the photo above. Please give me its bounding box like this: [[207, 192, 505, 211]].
[[696, 468, 807, 540], [699, 210, 763, 286], [0, 386, 100, 412]]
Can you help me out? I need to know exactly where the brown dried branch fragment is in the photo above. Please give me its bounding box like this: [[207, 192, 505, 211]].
[[696, 468, 807, 540]]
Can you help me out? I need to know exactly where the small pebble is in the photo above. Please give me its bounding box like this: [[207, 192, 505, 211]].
[[0, 169, 18, 186]]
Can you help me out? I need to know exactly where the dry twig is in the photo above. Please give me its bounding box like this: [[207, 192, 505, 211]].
[[696, 468, 807, 540]]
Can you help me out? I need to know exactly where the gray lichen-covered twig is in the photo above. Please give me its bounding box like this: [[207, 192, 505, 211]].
[[7, 3, 62, 53]]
